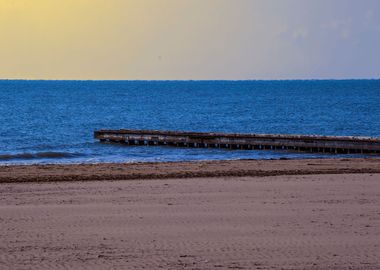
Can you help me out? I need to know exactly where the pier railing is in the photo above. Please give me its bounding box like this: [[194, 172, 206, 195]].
[[94, 129, 380, 154]]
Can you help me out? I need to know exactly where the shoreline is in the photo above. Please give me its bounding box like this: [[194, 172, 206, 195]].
[[1, 157, 379, 183]]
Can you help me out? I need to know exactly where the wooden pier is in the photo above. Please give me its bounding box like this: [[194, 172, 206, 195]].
[[94, 129, 380, 155]]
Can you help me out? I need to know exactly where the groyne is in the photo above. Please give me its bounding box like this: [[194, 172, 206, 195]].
[[94, 129, 380, 154]]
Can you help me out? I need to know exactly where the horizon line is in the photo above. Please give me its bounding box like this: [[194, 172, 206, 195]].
[[1, 78, 380, 82]]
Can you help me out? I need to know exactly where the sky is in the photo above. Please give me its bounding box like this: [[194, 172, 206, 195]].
[[0, 0, 379, 80]]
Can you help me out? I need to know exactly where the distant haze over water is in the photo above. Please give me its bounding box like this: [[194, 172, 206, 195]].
[[0, 80, 379, 164]]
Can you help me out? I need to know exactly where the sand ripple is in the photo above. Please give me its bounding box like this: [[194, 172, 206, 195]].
[[1, 173, 380, 269]]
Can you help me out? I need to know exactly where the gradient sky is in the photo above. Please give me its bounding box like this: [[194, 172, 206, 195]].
[[1, 0, 379, 80]]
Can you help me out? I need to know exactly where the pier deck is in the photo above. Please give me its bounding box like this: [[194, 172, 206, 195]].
[[94, 129, 380, 155]]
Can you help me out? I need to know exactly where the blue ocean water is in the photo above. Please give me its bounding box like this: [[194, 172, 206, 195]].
[[0, 80, 379, 165]]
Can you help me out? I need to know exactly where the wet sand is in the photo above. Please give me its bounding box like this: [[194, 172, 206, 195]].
[[1, 158, 380, 183], [1, 159, 380, 269]]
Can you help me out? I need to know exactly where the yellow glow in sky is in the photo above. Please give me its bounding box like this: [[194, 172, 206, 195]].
[[1, 0, 171, 79]]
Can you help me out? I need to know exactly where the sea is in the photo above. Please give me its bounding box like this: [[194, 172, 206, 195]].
[[0, 80, 379, 165]]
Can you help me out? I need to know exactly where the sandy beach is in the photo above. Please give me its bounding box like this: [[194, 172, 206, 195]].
[[1, 158, 380, 269]]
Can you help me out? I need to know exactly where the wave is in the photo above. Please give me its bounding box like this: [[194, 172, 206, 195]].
[[0, 152, 82, 161]]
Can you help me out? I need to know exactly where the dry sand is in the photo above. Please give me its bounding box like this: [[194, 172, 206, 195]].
[[1, 159, 380, 269]]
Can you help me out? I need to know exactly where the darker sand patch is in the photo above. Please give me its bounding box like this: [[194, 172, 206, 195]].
[[0, 158, 380, 183]]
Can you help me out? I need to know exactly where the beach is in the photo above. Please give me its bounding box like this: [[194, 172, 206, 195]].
[[1, 158, 380, 269]]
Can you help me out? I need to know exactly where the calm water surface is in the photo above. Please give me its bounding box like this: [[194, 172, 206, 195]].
[[0, 80, 379, 164]]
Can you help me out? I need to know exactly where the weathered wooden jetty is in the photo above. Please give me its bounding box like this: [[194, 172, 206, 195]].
[[94, 129, 380, 155]]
